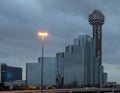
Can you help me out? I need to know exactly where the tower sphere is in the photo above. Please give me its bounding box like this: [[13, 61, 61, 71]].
[[89, 10, 104, 25]]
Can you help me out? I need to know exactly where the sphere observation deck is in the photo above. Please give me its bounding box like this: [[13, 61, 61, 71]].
[[89, 10, 104, 25]]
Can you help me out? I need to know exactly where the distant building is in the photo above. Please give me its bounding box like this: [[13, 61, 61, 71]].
[[4, 80, 26, 90], [102, 73, 107, 84], [89, 10, 105, 65], [64, 35, 95, 86], [26, 57, 56, 86], [0, 63, 22, 84], [56, 35, 107, 87], [56, 52, 64, 87], [88, 10, 107, 85], [56, 10, 107, 87], [56, 35, 105, 86]]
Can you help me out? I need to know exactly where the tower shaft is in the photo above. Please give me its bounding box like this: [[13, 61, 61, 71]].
[[93, 25, 102, 65]]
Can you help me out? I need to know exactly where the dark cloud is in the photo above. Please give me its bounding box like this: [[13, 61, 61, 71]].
[[0, 0, 120, 83]]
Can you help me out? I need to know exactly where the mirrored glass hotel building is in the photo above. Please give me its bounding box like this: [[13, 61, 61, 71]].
[[56, 35, 107, 87]]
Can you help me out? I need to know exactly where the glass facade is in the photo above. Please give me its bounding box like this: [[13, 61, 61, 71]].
[[64, 35, 95, 86], [56, 35, 107, 87], [26, 57, 56, 86], [56, 52, 64, 87], [1, 63, 22, 83]]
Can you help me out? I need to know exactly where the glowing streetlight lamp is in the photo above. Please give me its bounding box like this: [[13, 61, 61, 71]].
[[38, 32, 48, 37], [38, 31, 48, 93]]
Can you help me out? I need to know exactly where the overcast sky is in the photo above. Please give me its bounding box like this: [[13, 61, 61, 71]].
[[0, 0, 120, 83]]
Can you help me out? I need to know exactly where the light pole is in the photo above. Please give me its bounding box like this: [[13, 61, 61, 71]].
[[38, 31, 48, 93]]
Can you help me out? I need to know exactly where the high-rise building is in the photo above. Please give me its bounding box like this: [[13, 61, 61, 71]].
[[56, 52, 64, 87], [56, 35, 97, 86], [56, 10, 107, 87], [56, 35, 107, 87], [0, 63, 22, 84], [64, 35, 95, 86], [89, 10, 104, 65], [26, 57, 56, 86]]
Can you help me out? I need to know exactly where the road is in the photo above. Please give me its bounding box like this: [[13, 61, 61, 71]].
[[1, 88, 120, 93]]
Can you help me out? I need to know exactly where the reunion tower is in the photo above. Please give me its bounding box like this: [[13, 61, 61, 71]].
[[89, 10, 105, 65]]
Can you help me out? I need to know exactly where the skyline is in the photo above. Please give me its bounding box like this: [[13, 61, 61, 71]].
[[0, 0, 120, 83]]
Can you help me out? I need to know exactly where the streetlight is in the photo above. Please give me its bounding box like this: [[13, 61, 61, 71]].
[[38, 31, 48, 93]]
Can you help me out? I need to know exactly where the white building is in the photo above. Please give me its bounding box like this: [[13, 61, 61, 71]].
[[26, 57, 56, 86]]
